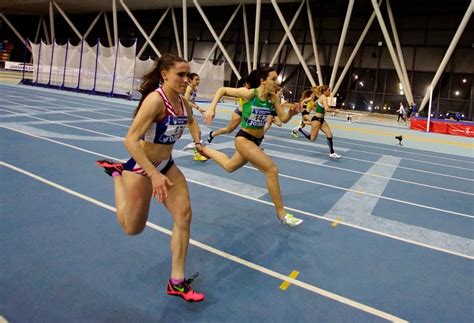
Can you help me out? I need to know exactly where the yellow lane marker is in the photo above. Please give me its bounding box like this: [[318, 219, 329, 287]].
[[331, 216, 342, 227], [279, 270, 300, 291]]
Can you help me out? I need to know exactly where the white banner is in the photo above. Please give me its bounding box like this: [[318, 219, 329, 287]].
[[5, 61, 34, 72]]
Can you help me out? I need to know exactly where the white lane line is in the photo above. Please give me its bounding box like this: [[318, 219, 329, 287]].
[[1, 126, 472, 259], [25, 93, 473, 192], [0, 108, 122, 139], [3, 83, 471, 167], [0, 118, 131, 125], [181, 167, 267, 199], [0, 123, 122, 141], [6, 85, 474, 170], [3, 124, 472, 220], [5, 88, 471, 175], [195, 135, 474, 197], [201, 131, 474, 189], [326, 156, 474, 258], [258, 120, 474, 165], [0, 161, 408, 323], [263, 136, 474, 173], [0, 108, 125, 119], [264, 133, 350, 152]]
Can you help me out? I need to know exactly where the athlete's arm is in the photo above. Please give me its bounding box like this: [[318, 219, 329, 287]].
[[272, 92, 299, 123], [203, 87, 253, 125], [184, 99, 202, 144], [125, 93, 173, 202]]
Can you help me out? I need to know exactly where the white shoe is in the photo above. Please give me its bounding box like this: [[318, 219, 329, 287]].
[[329, 153, 342, 159], [183, 142, 196, 151], [291, 127, 299, 138], [279, 213, 303, 227]]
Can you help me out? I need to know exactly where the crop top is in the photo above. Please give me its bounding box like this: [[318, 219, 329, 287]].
[[141, 87, 188, 145]]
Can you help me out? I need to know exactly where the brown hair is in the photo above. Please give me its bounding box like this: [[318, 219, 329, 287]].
[[312, 85, 330, 97], [134, 53, 187, 117], [300, 89, 312, 101]]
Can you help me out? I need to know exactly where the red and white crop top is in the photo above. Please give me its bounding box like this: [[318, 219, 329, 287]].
[[141, 87, 188, 145]]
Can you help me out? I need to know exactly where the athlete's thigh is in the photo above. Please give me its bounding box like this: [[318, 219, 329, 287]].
[[122, 171, 154, 220], [226, 146, 249, 171], [235, 137, 274, 172], [320, 121, 333, 137], [162, 165, 191, 218], [311, 120, 322, 136]]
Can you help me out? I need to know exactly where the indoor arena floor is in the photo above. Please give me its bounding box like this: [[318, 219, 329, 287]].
[[1, 83, 473, 322]]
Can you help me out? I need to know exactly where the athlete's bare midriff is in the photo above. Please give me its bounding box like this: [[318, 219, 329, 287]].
[[140, 140, 174, 163]]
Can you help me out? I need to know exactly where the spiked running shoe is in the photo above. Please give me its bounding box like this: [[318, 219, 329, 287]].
[[96, 159, 123, 176], [291, 129, 299, 139], [193, 151, 208, 162], [329, 153, 342, 159], [183, 142, 196, 151], [167, 276, 205, 302], [279, 213, 303, 227], [207, 131, 215, 143]]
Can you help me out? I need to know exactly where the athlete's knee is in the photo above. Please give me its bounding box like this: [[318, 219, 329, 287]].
[[220, 160, 241, 173], [122, 222, 146, 236], [264, 164, 279, 178], [173, 208, 192, 230], [223, 164, 239, 173]]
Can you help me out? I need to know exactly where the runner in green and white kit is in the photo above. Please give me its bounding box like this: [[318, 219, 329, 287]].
[[200, 67, 303, 226]]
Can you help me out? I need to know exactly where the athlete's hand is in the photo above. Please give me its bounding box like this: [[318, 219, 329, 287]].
[[195, 142, 210, 158], [290, 102, 302, 114], [203, 109, 215, 126], [150, 171, 174, 203]]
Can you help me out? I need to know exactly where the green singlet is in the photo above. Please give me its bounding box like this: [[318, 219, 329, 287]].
[[240, 89, 275, 129], [316, 100, 325, 114]]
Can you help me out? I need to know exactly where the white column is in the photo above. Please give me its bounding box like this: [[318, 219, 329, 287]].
[[329, 0, 354, 89], [386, 0, 413, 104], [333, 0, 381, 95], [253, 0, 262, 70], [371, 0, 411, 104], [242, 5, 252, 73], [53, 0, 83, 39], [306, 0, 323, 85], [49, 1, 55, 43], [41, 17, 51, 44], [104, 12, 113, 48], [171, 8, 183, 57], [0, 14, 32, 52], [112, 0, 118, 46], [198, 4, 242, 75], [183, 0, 188, 60], [271, 0, 316, 86], [419, 0, 474, 112], [34, 17, 42, 43], [193, 0, 242, 79], [120, 0, 161, 57], [269, 0, 305, 67], [83, 11, 104, 40], [137, 8, 170, 57], [426, 86, 433, 132]]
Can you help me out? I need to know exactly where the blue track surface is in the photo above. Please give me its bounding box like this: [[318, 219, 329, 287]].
[[1, 84, 473, 322]]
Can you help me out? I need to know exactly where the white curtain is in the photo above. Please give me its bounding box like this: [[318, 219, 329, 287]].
[[189, 59, 225, 100]]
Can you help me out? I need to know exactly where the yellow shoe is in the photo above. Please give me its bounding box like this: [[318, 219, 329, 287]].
[[193, 152, 208, 162]]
